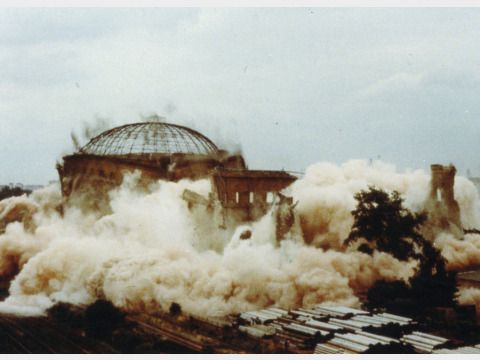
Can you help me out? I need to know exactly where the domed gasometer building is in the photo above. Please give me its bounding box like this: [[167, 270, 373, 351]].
[[57, 121, 297, 235]]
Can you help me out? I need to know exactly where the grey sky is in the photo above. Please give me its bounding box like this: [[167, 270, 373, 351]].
[[1, 8, 479, 185]]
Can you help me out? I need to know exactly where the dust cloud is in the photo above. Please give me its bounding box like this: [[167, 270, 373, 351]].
[[0, 160, 479, 317], [70, 118, 112, 151]]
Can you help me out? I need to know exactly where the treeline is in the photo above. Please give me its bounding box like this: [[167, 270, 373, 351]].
[[0, 186, 31, 201]]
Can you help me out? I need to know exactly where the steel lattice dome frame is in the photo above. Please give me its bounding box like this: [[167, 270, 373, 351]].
[[80, 122, 219, 156]]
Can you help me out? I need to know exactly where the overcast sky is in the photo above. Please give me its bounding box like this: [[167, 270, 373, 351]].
[[1, 7, 479, 185]]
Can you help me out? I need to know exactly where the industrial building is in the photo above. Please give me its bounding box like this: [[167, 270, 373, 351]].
[[57, 121, 296, 229]]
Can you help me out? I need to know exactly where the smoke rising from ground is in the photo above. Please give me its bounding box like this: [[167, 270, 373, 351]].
[[0, 160, 480, 317]]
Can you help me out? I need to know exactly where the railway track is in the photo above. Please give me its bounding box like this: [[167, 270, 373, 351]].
[[0, 314, 118, 353], [133, 318, 205, 352]]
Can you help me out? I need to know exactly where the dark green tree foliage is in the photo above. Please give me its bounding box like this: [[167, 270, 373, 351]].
[[346, 187, 427, 261], [85, 300, 125, 339], [169, 302, 182, 316], [0, 186, 31, 201], [346, 186, 457, 312]]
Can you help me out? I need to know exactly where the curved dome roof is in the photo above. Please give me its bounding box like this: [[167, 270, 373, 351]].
[[80, 122, 219, 156]]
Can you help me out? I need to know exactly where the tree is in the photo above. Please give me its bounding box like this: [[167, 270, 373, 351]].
[[169, 302, 182, 316], [346, 186, 457, 311], [85, 300, 125, 339], [346, 187, 427, 261]]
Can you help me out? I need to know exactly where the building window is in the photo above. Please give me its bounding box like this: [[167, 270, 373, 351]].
[[255, 192, 267, 204], [267, 192, 274, 204]]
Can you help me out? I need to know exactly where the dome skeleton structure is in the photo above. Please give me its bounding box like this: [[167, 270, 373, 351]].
[[58, 120, 296, 235], [80, 122, 219, 157]]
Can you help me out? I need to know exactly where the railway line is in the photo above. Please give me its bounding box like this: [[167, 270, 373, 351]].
[[0, 314, 118, 353], [0, 300, 478, 354]]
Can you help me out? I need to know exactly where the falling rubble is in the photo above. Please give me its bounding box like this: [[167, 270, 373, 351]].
[[57, 121, 297, 241]]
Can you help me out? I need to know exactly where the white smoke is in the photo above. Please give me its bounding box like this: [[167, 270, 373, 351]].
[[1, 159, 480, 317], [291, 161, 432, 249], [458, 287, 480, 316]]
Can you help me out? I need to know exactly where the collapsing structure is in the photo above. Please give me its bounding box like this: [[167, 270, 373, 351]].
[[57, 121, 297, 234], [426, 164, 463, 238]]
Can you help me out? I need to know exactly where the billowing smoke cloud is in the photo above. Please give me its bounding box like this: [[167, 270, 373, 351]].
[[0, 160, 480, 317], [458, 287, 480, 314], [70, 118, 112, 151], [291, 161, 432, 249]]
